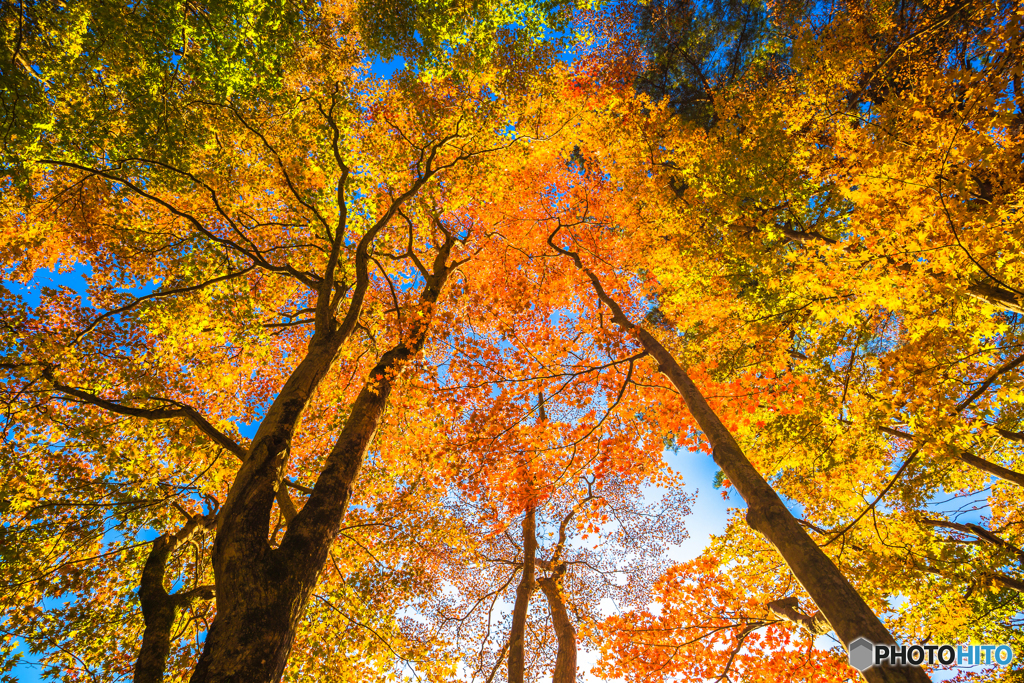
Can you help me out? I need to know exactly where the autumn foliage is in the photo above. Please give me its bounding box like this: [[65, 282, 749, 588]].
[[1, 0, 1022, 681]]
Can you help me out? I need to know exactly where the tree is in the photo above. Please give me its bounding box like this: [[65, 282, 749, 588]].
[[560, 0, 1023, 676], [0, 47, 563, 679], [4, 0, 1022, 680], [386, 292, 693, 682], [597, 553, 854, 682], [630, 0, 1024, 661], [0, 0, 572, 189], [421, 467, 690, 683], [543, 208, 929, 683], [0, 0, 335, 188]]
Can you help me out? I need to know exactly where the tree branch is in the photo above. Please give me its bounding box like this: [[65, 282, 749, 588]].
[[919, 519, 1024, 563], [43, 368, 247, 460], [134, 511, 216, 683], [765, 596, 832, 635], [956, 351, 1024, 412]]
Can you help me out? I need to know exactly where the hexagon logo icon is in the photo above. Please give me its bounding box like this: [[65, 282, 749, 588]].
[[849, 638, 875, 671]]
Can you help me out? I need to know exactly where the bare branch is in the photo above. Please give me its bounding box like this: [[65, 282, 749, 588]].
[[43, 367, 247, 460], [70, 266, 255, 347], [765, 596, 832, 635], [956, 351, 1024, 412]]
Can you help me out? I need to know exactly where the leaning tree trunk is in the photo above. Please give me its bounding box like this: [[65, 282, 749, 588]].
[[551, 237, 931, 683], [642, 338, 928, 682]]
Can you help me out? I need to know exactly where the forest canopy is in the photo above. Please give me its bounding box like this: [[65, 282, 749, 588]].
[[1, 0, 1022, 681]]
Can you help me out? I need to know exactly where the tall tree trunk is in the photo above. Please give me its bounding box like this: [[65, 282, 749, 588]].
[[508, 508, 537, 683], [134, 513, 215, 683], [187, 338, 356, 683], [134, 546, 178, 683], [551, 237, 930, 683], [190, 338, 430, 682], [189, 243, 455, 682], [538, 569, 576, 683], [639, 329, 926, 682]]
